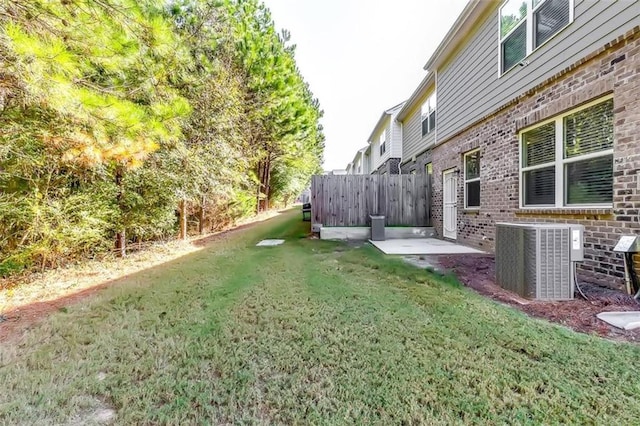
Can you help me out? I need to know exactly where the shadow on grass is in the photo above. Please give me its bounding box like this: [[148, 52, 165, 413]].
[[0, 210, 301, 341]]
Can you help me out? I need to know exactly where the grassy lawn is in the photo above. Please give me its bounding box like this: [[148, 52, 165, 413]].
[[2, 209, 640, 424]]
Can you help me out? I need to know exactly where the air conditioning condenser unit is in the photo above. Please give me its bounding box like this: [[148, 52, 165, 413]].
[[495, 223, 584, 301]]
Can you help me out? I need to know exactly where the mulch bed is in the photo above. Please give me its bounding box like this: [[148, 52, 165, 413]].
[[435, 254, 640, 343]]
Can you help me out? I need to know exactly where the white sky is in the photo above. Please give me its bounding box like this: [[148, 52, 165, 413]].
[[263, 0, 469, 171]]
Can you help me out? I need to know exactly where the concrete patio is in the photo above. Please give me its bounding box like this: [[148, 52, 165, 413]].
[[369, 238, 486, 255]]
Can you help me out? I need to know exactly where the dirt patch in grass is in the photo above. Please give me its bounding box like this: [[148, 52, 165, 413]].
[[66, 396, 116, 426], [0, 210, 282, 342], [434, 254, 640, 342]]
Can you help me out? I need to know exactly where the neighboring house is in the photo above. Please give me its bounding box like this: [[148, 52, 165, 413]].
[[413, 0, 640, 288], [368, 102, 406, 175], [345, 162, 354, 175], [325, 169, 348, 176], [347, 146, 371, 175], [396, 73, 437, 175]]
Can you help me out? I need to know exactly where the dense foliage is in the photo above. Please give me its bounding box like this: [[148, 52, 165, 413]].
[[0, 0, 324, 274]]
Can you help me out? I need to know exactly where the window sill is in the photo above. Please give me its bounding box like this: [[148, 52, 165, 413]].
[[515, 208, 613, 218], [463, 208, 480, 214]]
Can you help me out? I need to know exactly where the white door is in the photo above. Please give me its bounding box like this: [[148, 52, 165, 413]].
[[443, 169, 457, 240]]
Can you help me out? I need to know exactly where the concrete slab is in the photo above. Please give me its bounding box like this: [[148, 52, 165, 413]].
[[256, 239, 285, 247], [320, 227, 435, 241], [321, 227, 370, 240], [596, 311, 640, 330], [369, 238, 486, 255], [387, 227, 436, 239]]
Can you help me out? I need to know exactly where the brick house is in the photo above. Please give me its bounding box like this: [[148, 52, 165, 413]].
[[367, 101, 406, 175], [404, 0, 640, 288]]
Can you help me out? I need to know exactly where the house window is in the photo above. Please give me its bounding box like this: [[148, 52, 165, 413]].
[[426, 162, 433, 188], [379, 131, 386, 156], [520, 97, 613, 207], [421, 93, 437, 136], [464, 150, 481, 209], [499, 0, 573, 74]]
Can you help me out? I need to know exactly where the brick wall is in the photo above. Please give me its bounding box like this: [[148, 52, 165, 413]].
[[373, 158, 401, 175], [388, 158, 400, 174], [431, 28, 640, 289]]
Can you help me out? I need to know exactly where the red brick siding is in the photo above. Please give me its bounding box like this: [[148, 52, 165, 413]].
[[431, 28, 640, 289]]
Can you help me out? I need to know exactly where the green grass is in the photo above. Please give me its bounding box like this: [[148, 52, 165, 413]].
[[2, 209, 640, 424]]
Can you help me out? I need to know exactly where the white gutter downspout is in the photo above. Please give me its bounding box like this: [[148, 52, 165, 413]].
[[434, 69, 438, 146], [398, 120, 403, 175]]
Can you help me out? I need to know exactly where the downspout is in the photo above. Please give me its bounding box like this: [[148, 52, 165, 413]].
[[434, 69, 438, 145], [398, 120, 403, 175]]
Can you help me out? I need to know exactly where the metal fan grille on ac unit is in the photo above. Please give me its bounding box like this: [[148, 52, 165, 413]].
[[496, 223, 582, 301]]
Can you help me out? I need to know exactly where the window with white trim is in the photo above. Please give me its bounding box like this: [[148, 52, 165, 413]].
[[499, 0, 573, 74], [520, 97, 613, 207], [464, 150, 481, 209], [379, 131, 386, 156], [421, 93, 437, 136]]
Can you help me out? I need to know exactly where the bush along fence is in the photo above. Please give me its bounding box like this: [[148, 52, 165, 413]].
[[310, 174, 431, 227]]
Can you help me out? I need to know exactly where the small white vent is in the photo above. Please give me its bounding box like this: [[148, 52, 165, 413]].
[[496, 223, 584, 301]]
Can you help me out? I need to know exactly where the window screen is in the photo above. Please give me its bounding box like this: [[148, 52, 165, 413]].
[[502, 23, 527, 72], [565, 155, 613, 205], [523, 122, 555, 167], [534, 0, 570, 48], [563, 99, 614, 158]]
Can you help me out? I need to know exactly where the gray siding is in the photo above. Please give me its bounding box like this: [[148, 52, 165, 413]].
[[438, 0, 640, 142], [401, 104, 436, 163]]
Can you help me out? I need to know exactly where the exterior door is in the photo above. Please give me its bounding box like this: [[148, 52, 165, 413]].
[[443, 168, 457, 240]]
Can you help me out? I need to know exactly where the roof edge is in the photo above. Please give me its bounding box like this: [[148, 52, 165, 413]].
[[367, 101, 407, 143], [422, 1, 492, 72], [396, 72, 435, 122]]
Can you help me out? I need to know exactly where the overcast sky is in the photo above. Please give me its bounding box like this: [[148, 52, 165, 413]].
[[262, 0, 468, 171]]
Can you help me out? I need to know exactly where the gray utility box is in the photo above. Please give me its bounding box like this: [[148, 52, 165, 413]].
[[495, 223, 584, 301], [613, 235, 640, 253], [370, 215, 385, 241]]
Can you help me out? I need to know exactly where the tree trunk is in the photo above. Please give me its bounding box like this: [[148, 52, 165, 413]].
[[256, 161, 263, 214], [199, 195, 206, 235], [114, 163, 126, 257], [264, 155, 272, 211], [261, 160, 269, 212], [179, 199, 188, 240]]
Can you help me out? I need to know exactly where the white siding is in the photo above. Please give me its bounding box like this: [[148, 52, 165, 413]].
[[363, 152, 372, 174], [371, 119, 391, 171], [391, 117, 402, 159]]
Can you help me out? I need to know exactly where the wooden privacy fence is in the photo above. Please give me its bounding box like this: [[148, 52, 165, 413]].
[[311, 174, 431, 227]]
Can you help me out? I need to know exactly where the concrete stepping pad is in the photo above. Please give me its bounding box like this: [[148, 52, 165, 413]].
[[256, 239, 285, 247], [597, 311, 640, 330]]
